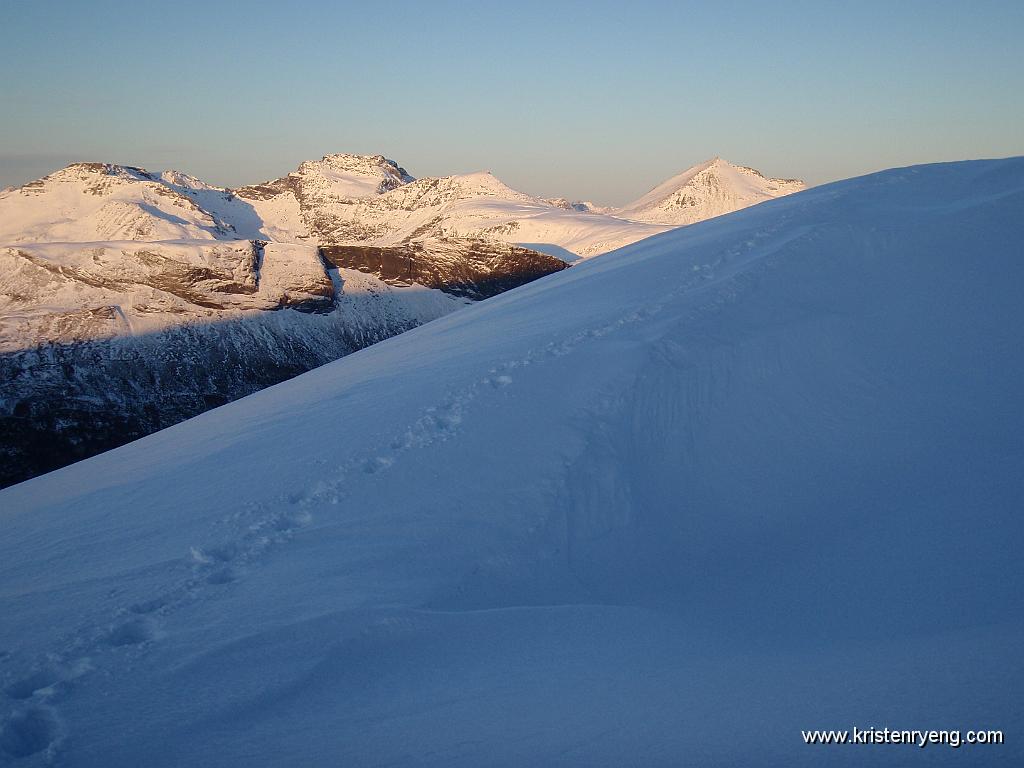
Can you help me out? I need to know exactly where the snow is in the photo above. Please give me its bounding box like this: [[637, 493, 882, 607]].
[[299, 153, 414, 198], [616, 156, 807, 225], [0, 165, 227, 244], [0, 156, 671, 260], [1, 157, 1023, 766], [0, 155, 804, 262], [0, 239, 331, 348], [232, 165, 670, 259], [0, 238, 464, 358]]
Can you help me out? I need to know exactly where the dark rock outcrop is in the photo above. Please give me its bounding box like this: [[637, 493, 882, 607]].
[[321, 238, 568, 300]]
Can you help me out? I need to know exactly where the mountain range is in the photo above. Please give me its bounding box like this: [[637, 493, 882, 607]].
[[0, 154, 803, 254], [1, 157, 1019, 766], [0, 154, 803, 486]]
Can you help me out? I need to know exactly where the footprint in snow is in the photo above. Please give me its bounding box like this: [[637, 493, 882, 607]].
[[5, 669, 61, 702], [105, 617, 157, 647], [0, 705, 62, 759]]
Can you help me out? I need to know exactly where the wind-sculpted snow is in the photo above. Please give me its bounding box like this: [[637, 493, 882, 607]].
[[1, 158, 1022, 766]]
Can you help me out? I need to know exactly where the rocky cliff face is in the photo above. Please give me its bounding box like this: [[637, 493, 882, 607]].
[[321, 238, 567, 300]]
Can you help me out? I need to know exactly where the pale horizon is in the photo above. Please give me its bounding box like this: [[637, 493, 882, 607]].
[[3, 0, 1022, 205]]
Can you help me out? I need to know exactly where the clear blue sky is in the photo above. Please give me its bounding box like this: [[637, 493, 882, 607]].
[[2, 0, 1022, 204]]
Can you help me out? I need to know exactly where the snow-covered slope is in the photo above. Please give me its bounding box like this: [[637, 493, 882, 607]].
[[2, 157, 1021, 766], [0, 240, 334, 348], [616, 156, 806, 225], [0, 164, 234, 244]]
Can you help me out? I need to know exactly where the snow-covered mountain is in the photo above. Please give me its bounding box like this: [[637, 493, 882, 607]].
[[2, 157, 1021, 766], [0, 155, 807, 259], [0, 155, 667, 259], [0, 163, 234, 244], [230, 155, 667, 257], [0, 152, 806, 486], [0, 155, 588, 487], [543, 198, 616, 215], [0, 154, 634, 486], [615, 156, 806, 225]]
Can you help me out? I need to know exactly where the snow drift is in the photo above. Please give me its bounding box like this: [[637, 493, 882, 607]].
[[0, 157, 1022, 766]]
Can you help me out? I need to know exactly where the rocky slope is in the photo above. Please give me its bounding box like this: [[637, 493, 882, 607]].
[[0, 232, 486, 486], [0, 240, 334, 350], [321, 238, 572, 300]]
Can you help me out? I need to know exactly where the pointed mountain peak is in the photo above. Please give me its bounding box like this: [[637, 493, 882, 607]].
[[691, 157, 734, 174], [616, 158, 806, 226]]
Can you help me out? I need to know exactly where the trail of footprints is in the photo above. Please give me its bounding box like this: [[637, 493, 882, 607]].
[[0, 500, 315, 760], [0, 222, 784, 761]]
